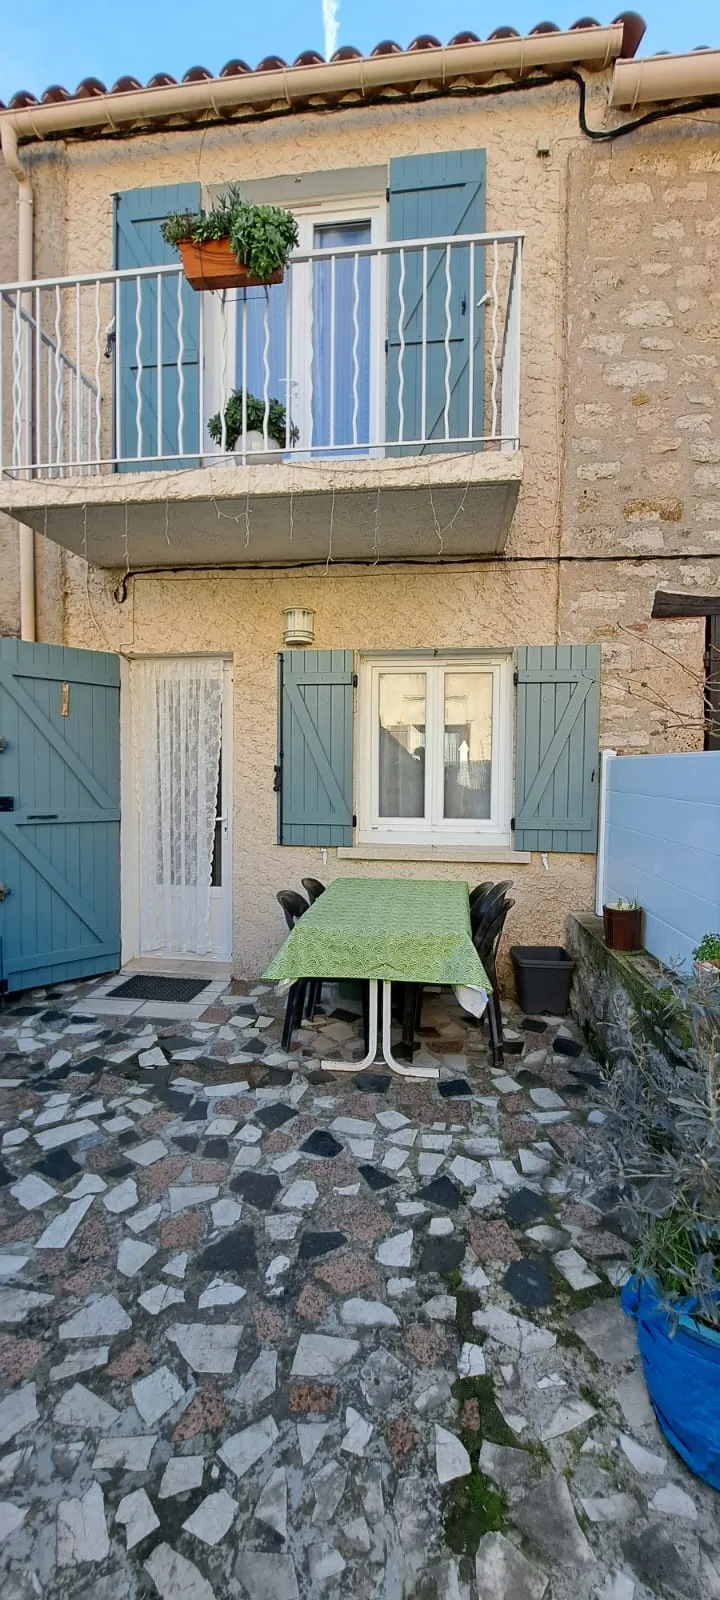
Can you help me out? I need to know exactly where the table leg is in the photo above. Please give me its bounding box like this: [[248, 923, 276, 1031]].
[[381, 981, 439, 1080], [321, 979, 379, 1074]]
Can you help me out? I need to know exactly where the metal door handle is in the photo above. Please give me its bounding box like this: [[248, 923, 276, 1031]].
[[27, 813, 58, 821]]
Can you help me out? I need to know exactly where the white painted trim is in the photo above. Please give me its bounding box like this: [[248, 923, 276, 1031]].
[[337, 845, 531, 863], [595, 747, 617, 915], [356, 651, 513, 848], [214, 659, 234, 960]]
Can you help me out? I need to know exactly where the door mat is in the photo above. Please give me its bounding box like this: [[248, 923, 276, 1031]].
[[109, 975, 212, 1003]]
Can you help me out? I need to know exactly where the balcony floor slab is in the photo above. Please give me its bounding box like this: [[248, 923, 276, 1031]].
[[1, 451, 522, 568]]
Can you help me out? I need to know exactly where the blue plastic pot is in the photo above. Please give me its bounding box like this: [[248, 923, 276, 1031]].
[[622, 1274, 720, 1490]]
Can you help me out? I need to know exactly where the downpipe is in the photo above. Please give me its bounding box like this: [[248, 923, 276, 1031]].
[[1, 119, 35, 642]]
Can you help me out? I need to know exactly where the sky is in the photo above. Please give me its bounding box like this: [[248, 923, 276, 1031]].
[[1, 0, 717, 102]]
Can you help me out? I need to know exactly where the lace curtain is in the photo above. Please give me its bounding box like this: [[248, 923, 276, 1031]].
[[132, 658, 224, 955]]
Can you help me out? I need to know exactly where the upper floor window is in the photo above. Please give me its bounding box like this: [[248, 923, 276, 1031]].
[[356, 653, 513, 847]]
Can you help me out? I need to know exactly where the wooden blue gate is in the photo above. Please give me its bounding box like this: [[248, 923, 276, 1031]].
[[0, 640, 121, 993]]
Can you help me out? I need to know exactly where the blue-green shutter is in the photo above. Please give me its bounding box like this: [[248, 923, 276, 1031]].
[[114, 183, 201, 470], [0, 639, 120, 991], [514, 646, 601, 853], [278, 651, 354, 846], [387, 149, 486, 455]]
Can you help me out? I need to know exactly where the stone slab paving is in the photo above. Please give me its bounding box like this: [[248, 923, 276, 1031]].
[[0, 978, 716, 1599]]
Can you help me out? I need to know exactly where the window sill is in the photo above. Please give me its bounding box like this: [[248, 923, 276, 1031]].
[[337, 844, 532, 864]]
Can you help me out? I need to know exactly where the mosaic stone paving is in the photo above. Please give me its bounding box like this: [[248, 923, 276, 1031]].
[[0, 976, 717, 1599]]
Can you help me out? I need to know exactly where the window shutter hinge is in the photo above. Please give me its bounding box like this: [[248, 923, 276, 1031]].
[[386, 185, 390, 202], [352, 813, 357, 828], [273, 763, 282, 794], [352, 672, 358, 688], [384, 339, 388, 356], [513, 669, 519, 687], [510, 816, 516, 831]]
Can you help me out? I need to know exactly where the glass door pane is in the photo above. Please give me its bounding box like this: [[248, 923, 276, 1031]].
[[234, 279, 291, 450], [443, 672, 493, 819], [312, 222, 371, 454], [378, 672, 426, 818]]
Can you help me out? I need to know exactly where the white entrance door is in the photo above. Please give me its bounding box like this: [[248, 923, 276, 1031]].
[[129, 657, 232, 960]]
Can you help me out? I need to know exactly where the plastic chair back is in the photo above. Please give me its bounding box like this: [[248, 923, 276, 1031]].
[[276, 889, 309, 931], [301, 877, 326, 904]]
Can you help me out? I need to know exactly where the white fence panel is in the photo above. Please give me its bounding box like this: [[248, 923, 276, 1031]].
[[604, 751, 720, 973]]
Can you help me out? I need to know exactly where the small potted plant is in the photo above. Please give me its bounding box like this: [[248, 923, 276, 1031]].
[[693, 933, 720, 978], [603, 896, 643, 952], [208, 389, 299, 459], [161, 185, 299, 292], [582, 970, 720, 1488]]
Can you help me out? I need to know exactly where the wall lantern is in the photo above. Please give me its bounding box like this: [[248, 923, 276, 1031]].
[[283, 607, 315, 646]]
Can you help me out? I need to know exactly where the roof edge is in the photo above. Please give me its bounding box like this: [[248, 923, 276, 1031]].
[[610, 48, 720, 106], [2, 24, 632, 143]]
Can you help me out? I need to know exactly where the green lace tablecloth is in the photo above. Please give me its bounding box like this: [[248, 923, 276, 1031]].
[[263, 877, 490, 988]]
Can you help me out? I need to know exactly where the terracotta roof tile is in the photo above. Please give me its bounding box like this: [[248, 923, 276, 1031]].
[[4, 17, 650, 115]]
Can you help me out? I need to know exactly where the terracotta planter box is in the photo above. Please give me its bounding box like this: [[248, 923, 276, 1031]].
[[603, 905, 644, 952], [178, 239, 284, 292]]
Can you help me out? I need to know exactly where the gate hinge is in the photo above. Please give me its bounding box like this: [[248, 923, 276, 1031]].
[[273, 763, 282, 794], [352, 672, 358, 688]]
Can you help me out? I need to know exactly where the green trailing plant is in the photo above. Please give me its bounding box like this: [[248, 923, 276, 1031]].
[[694, 933, 720, 966], [207, 388, 298, 452], [161, 185, 299, 280], [579, 966, 720, 1329], [605, 897, 641, 911]]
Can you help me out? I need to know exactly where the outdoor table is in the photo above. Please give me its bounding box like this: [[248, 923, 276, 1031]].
[[263, 877, 491, 1082]]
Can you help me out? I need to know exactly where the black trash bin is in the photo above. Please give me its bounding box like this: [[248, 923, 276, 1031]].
[[510, 945, 575, 1015]]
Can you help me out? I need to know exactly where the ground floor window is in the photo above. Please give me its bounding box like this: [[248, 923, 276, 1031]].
[[356, 653, 513, 846]]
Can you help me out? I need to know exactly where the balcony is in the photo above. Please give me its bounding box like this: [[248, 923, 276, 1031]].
[[0, 232, 523, 568]]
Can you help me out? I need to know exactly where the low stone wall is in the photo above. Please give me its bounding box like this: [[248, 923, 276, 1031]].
[[566, 912, 689, 1068]]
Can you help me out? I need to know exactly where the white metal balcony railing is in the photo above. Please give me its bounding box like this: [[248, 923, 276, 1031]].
[[0, 232, 522, 479]]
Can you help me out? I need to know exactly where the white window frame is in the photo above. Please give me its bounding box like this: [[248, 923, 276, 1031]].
[[202, 192, 387, 458], [356, 652, 513, 848]]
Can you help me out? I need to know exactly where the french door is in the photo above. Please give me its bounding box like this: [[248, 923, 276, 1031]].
[[206, 200, 386, 458]]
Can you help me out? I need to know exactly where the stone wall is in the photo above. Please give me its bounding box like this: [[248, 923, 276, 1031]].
[[567, 912, 689, 1069], [561, 118, 720, 752]]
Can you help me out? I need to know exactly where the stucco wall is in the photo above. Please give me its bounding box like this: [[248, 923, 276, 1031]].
[[62, 557, 596, 980]]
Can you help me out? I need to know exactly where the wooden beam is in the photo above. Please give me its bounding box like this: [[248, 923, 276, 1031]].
[[652, 589, 720, 619]]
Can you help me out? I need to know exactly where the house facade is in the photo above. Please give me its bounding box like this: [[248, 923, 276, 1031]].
[[0, 19, 719, 990]]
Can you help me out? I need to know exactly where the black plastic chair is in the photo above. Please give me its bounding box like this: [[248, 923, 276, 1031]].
[[472, 895, 515, 1066], [401, 883, 513, 1063], [301, 877, 326, 904], [300, 879, 327, 1019], [470, 880, 513, 935], [468, 880, 494, 909], [276, 890, 310, 1050]]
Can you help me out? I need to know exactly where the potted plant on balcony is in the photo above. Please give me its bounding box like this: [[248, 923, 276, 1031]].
[[603, 896, 643, 952], [582, 971, 720, 1488], [208, 388, 299, 459], [693, 933, 720, 979], [161, 185, 299, 292]]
